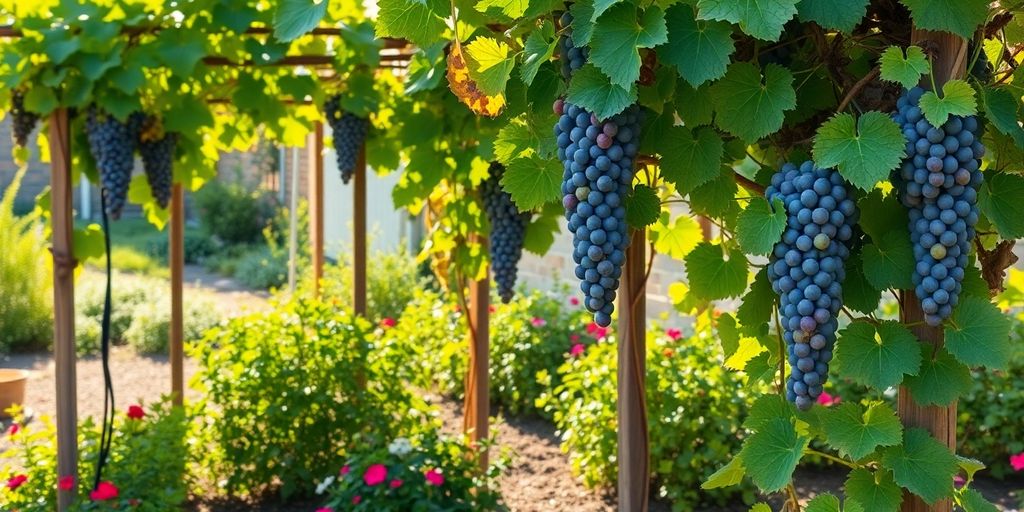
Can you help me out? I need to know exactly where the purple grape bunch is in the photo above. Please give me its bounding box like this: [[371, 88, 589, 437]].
[[324, 95, 370, 184], [85, 108, 145, 219], [482, 162, 530, 303], [10, 90, 39, 148]]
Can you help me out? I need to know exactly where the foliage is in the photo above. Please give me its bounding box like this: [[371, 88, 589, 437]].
[[0, 168, 52, 352], [188, 298, 429, 500], [536, 314, 760, 509], [316, 431, 506, 511], [122, 296, 219, 354], [0, 399, 189, 511], [193, 181, 273, 246]]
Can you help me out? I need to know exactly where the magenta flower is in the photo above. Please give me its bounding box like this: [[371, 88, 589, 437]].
[[58, 475, 75, 491], [666, 328, 682, 341], [531, 317, 547, 328], [340, 465, 351, 476], [1010, 452, 1024, 472], [817, 392, 840, 407], [7, 423, 19, 437], [390, 478, 403, 488], [586, 322, 609, 339], [569, 296, 580, 306], [380, 317, 396, 329], [352, 495, 362, 504], [424, 468, 445, 486], [953, 475, 966, 489], [6, 474, 27, 490], [570, 343, 585, 357], [569, 334, 580, 342], [363, 464, 387, 486], [316, 508, 333, 512]]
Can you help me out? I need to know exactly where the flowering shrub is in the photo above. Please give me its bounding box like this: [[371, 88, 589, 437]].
[[0, 400, 188, 511], [316, 432, 505, 511], [536, 314, 761, 509], [189, 298, 431, 500]]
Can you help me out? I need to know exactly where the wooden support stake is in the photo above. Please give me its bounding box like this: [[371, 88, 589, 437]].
[[50, 109, 77, 511], [308, 121, 325, 297], [618, 229, 649, 512], [897, 28, 966, 512], [353, 145, 367, 317], [170, 184, 184, 407], [463, 236, 490, 470]]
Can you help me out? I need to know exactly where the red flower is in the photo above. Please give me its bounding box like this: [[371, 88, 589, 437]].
[[816, 392, 840, 407], [586, 322, 608, 339], [316, 508, 333, 512], [424, 468, 444, 486], [569, 334, 580, 342], [1011, 452, 1024, 472], [488, 305, 496, 313], [380, 317, 396, 329], [389, 478, 403, 488], [570, 343, 586, 357], [662, 348, 674, 358], [6, 474, 27, 490], [58, 475, 75, 491], [7, 423, 19, 437], [126, 405, 145, 420], [340, 465, 351, 476], [352, 495, 362, 504], [89, 481, 119, 501], [531, 317, 547, 328], [666, 328, 682, 341], [569, 296, 580, 306], [363, 464, 387, 486]]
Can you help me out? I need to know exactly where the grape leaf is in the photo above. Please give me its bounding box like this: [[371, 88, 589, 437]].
[[501, 154, 561, 210], [857, 188, 906, 243], [702, 457, 746, 489], [650, 213, 703, 260], [736, 197, 787, 256], [944, 296, 1012, 370], [523, 212, 559, 255], [689, 171, 740, 219], [493, 118, 535, 164], [834, 320, 922, 391], [272, 0, 327, 42], [861, 230, 915, 290], [710, 63, 797, 143], [879, 46, 930, 90], [566, 64, 638, 121], [72, 224, 106, 262], [805, 493, 866, 512], [750, 504, 772, 512], [903, 345, 972, 406], [980, 87, 1024, 148], [696, 0, 799, 41], [919, 80, 977, 127], [590, 4, 668, 89], [739, 417, 809, 492], [899, 0, 989, 40], [625, 184, 661, 228], [845, 468, 903, 512], [881, 428, 959, 505], [658, 4, 735, 87], [796, 0, 869, 33], [376, 0, 447, 46], [820, 402, 903, 460], [475, 0, 529, 18], [520, 23, 558, 85], [569, 1, 595, 46], [658, 125, 724, 194], [725, 336, 766, 371], [978, 172, 1024, 239], [464, 37, 516, 96], [958, 488, 999, 512], [813, 112, 904, 191], [684, 242, 750, 300], [842, 252, 882, 314], [744, 394, 795, 431], [153, 29, 205, 78], [676, 80, 714, 127], [737, 268, 774, 329]]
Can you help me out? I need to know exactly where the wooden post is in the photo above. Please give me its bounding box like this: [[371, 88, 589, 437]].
[[308, 121, 324, 297], [618, 229, 649, 512], [169, 184, 184, 407], [463, 237, 490, 470], [50, 109, 78, 511], [287, 147, 300, 293], [353, 145, 367, 317], [897, 28, 967, 512]]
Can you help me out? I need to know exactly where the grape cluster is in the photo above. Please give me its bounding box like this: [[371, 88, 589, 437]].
[[556, 100, 643, 327], [324, 95, 370, 184], [766, 162, 857, 410], [85, 107, 144, 219], [10, 90, 39, 148], [138, 118, 177, 210], [482, 162, 530, 303], [557, 11, 588, 81], [892, 87, 985, 326], [968, 42, 994, 83]]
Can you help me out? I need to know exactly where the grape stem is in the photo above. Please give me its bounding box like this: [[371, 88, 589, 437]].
[[836, 66, 880, 113], [772, 305, 786, 395], [804, 448, 859, 470]]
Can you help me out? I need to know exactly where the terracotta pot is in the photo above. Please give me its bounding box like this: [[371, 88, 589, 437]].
[[0, 369, 29, 419]]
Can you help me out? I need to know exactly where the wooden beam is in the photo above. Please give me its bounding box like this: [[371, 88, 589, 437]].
[[169, 184, 184, 406], [897, 27, 967, 512], [618, 229, 649, 512], [308, 122, 325, 297], [463, 238, 490, 470], [353, 146, 367, 317], [49, 108, 77, 511]]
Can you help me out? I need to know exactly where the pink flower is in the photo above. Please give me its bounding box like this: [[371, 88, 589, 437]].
[[363, 464, 387, 486], [380, 317, 396, 329], [953, 475, 966, 489], [389, 478, 403, 488], [6, 474, 27, 490], [58, 475, 75, 491], [570, 343, 585, 357], [352, 495, 362, 504], [569, 334, 580, 342], [817, 392, 840, 407], [569, 296, 580, 306], [89, 481, 119, 501], [126, 405, 145, 420], [531, 317, 547, 328], [666, 328, 682, 341], [6, 423, 18, 437], [424, 468, 444, 486], [316, 508, 333, 512], [586, 322, 608, 339], [340, 465, 351, 476], [1010, 452, 1024, 472]]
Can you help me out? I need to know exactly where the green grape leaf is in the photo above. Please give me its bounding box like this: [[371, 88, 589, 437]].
[[813, 112, 904, 191], [523, 212, 559, 255], [650, 213, 703, 260], [591, 4, 668, 89], [958, 488, 999, 512], [834, 320, 922, 391], [501, 154, 561, 210], [739, 417, 809, 492], [591, 0, 622, 21], [919, 80, 977, 127], [569, 1, 596, 46], [689, 171, 739, 219], [750, 504, 772, 512], [476, 0, 529, 18], [24, 87, 58, 116], [72, 224, 106, 262], [820, 402, 903, 460], [899, 0, 989, 40], [464, 37, 516, 96], [659, 4, 735, 87], [961, 264, 989, 300], [153, 29, 207, 78], [658, 125, 724, 194], [744, 394, 795, 431], [521, 23, 558, 85], [493, 118, 535, 164], [684, 242, 749, 300], [861, 230, 915, 290], [736, 197, 786, 256], [879, 46, 930, 90], [980, 87, 1024, 148], [696, 0, 799, 41], [805, 493, 866, 512], [979, 172, 1024, 239], [857, 188, 906, 243], [845, 468, 903, 512], [625, 184, 662, 228], [566, 64, 638, 121], [710, 62, 797, 143], [738, 268, 774, 329], [944, 296, 1012, 370], [718, 312, 741, 358], [903, 346, 972, 406], [676, 80, 714, 127], [881, 428, 959, 505], [745, 351, 779, 387], [957, 456, 987, 482], [702, 456, 746, 489], [796, 0, 869, 33], [842, 252, 882, 314], [376, 0, 447, 46], [273, 0, 327, 42]]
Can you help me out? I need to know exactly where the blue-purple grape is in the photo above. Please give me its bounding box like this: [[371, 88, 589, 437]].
[[324, 95, 369, 185], [138, 118, 177, 210], [482, 162, 530, 303], [558, 11, 589, 81], [85, 107, 144, 220], [10, 90, 38, 148]]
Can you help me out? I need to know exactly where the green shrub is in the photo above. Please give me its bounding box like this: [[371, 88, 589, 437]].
[[307, 247, 436, 321], [123, 297, 219, 354], [193, 181, 271, 245], [189, 298, 429, 500], [0, 399, 189, 511], [0, 168, 52, 352], [232, 245, 289, 289], [144, 230, 218, 265], [536, 318, 760, 510]]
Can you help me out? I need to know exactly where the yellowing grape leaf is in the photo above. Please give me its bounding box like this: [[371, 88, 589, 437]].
[[447, 40, 506, 117]]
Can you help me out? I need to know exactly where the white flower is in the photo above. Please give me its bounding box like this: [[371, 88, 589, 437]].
[[388, 437, 413, 456], [315, 475, 335, 495]]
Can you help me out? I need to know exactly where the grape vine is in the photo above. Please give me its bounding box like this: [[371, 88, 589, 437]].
[[85, 108, 144, 220], [324, 95, 371, 185], [481, 162, 530, 303]]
